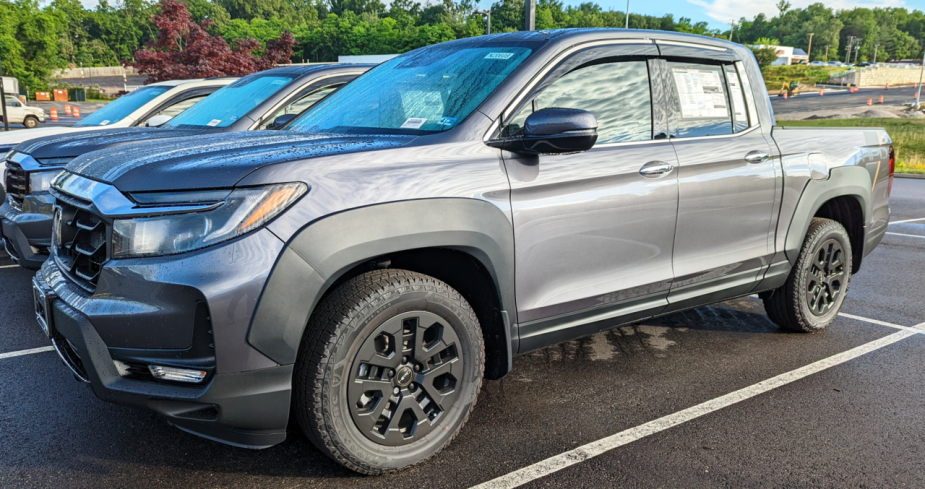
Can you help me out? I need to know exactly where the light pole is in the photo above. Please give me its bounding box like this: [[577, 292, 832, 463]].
[[854, 44, 861, 64], [525, 0, 535, 31], [845, 36, 856, 64], [475, 10, 491, 35], [873, 43, 879, 64], [916, 42, 924, 109], [0, 48, 8, 132], [625, 0, 630, 29], [729, 20, 737, 41]]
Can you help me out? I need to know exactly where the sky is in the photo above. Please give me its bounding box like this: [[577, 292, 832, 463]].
[[74, 0, 925, 31]]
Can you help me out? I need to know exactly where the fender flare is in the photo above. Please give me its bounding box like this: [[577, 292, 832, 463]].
[[246, 198, 516, 366], [783, 165, 873, 265]]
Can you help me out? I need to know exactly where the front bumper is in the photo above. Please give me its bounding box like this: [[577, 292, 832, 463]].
[[34, 229, 291, 449], [1, 194, 54, 269]]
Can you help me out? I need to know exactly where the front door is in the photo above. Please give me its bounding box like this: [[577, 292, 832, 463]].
[[498, 44, 681, 351], [661, 58, 779, 311]]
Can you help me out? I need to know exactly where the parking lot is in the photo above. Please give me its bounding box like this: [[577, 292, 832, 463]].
[[0, 177, 923, 487]]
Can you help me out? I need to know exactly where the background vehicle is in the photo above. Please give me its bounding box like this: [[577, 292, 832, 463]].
[[33, 30, 892, 475], [0, 78, 237, 157], [1, 94, 45, 128], [1, 64, 369, 269]]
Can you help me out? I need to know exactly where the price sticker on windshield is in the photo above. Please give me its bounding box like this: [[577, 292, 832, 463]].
[[485, 53, 514, 60], [400, 118, 427, 129], [207, 119, 222, 127], [99, 120, 110, 126]]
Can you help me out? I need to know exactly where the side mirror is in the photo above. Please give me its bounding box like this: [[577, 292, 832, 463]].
[[270, 113, 298, 130], [491, 108, 598, 155], [147, 115, 173, 127]]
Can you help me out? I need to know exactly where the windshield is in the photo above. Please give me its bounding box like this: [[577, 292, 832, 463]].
[[76, 86, 170, 127], [165, 75, 294, 129], [288, 45, 533, 135]]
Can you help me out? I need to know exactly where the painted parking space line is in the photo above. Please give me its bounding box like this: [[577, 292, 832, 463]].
[[886, 232, 925, 239], [471, 321, 924, 489], [889, 217, 925, 224], [0, 264, 21, 269], [838, 313, 925, 334], [0, 346, 55, 360]]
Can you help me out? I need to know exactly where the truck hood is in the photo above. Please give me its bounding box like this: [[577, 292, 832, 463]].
[[13, 127, 205, 162], [0, 126, 108, 149], [66, 131, 417, 192]]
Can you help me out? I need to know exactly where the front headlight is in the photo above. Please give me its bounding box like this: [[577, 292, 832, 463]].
[[112, 183, 307, 259], [30, 170, 63, 193]]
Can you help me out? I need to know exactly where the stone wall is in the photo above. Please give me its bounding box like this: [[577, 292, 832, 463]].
[[53, 66, 139, 79], [830, 65, 924, 87]]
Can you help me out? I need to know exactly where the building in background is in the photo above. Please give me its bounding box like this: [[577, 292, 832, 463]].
[[753, 45, 809, 65]]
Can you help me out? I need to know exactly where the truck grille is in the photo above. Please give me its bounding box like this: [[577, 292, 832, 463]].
[[53, 192, 110, 291], [4, 161, 28, 206]]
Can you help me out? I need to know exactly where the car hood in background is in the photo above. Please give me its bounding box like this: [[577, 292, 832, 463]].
[[0, 125, 112, 148], [13, 127, 206, 162], [66, 131, 417, 192]]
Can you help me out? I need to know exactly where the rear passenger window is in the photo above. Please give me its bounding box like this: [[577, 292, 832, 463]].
[[724, 65, 750, 132], [667, 61, 733, 138], [508, 60, 653, 144]]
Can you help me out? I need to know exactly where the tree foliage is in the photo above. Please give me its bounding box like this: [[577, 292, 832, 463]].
[[131, 0, 295, 82]]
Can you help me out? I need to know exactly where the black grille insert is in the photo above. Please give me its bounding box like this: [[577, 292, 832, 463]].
[[5, 161, 28, 205], [53, 194, 110, 291]]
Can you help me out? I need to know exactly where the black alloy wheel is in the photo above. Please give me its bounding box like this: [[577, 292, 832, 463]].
[[805, 238, 846, 316], [348, 311, 464, 445]]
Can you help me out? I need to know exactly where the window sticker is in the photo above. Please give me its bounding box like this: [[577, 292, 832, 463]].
[[207, 119, 222, 127], [437, 116, 457, 127], [725, 71, 748, 123], [99, 120, 110, 126], [485, 52, 515, 60], [271, 79, 287, 85], [672, 68, 728, 119], [400, 117, 427, 129]]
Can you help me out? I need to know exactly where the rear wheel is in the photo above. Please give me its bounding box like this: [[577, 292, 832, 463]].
[[293, 269, 484, 474], [23, 116, 39, 129], [764, 218, 852, 332]]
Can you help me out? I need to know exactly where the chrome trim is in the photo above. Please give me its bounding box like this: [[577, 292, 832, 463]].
[[656, 40, 728, 52], [736, 61, 760, 127], [247, 72, 368, 130], [670, 124, 761, 142], [7, 151, 44, 171], [744, 151, 771, 163], [483, 118, 501, 142], [594, 138, 673, 149], [502, 39, 656, 120], [51, 335, 90, 383], [52, 172, 220, 218]]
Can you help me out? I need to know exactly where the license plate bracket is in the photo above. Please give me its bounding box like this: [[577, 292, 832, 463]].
[[32, 278, 57, 338]]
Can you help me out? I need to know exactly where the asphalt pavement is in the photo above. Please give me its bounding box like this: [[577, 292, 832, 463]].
[[0, 179, 923, 487], [769, 85, 921, 116]]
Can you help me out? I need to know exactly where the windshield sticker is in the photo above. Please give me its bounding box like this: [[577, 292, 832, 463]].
[[437, 117, 457, 127], [99, 120, 110, 126], [672, 68, 728, 119], [485, 52, 515, 60], [726, 71, 747, 122], [400, 118, 427, 129], [271, 79, 287, 85], [207, 119, 222, 127]]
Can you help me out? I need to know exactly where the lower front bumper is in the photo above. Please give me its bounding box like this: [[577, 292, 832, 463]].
[[35, 266, 293, 449], [1, 217, 49, 269]]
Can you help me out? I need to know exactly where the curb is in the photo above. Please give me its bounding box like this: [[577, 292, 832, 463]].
[[895, 173, 925, 179]]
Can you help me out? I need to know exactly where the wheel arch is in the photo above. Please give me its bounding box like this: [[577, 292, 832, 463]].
[[246, 198, 516, 378], [784, 166, 872, 273]]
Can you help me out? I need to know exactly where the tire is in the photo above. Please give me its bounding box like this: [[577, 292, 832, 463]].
[[23, 116, 39, 129], [293, 269, 484, 474], [764, 218, 853, 333]]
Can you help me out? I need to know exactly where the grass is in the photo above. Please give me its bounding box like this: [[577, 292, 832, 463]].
[[761, 65, 850, 92], [778, 118, 925, 174]]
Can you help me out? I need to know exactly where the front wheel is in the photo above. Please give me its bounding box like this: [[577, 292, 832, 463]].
[[23, 116, 39, 129], [293, 269, 484, 474], [764, 218, 852, 332]]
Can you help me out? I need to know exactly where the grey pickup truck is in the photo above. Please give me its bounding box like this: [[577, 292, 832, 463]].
[[1, 64, 369, 269], [32, 29, 892, 474]]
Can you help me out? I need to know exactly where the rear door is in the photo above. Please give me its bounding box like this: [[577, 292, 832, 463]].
[[659, 48, 780, 311], [498, 43, 681, 351]]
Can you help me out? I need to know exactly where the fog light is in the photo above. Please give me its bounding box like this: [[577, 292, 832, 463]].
[[148, 365, 208, 383]]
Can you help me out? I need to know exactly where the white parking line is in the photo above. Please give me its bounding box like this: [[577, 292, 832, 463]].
[[889, 217, 925, 224], [472, 319, 925, 489], [838, 313, 924, 333], [0, 346, 54, 360], [0, 264, 20, 269], [886, 232, 925, 239]]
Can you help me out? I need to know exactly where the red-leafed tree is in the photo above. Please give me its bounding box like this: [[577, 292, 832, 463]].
[[131, 0, 296, 83]]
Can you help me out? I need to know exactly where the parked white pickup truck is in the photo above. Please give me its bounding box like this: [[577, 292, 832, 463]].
[[1, 95, 45, 129]]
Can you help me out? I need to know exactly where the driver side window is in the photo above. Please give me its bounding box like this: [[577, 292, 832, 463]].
[[506, 60, 653, 145], [260, 84, 342, 130]]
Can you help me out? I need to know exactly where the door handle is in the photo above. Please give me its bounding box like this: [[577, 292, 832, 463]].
[[639, 161, 674, 178], [744, 151, 771, 164]]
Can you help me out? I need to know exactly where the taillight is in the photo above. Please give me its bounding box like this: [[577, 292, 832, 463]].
[[888, 145, 895, 195]]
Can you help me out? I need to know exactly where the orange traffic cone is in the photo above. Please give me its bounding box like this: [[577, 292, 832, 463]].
[[819, 89, 824, 96], [64, 105, 71, 116], [867, 98, 872, 106], [879, 95, 884, 104], [50, 108, 58, 121], [73, 106, 81, 118]]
